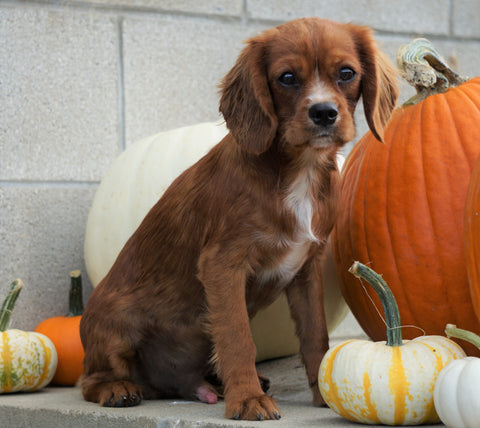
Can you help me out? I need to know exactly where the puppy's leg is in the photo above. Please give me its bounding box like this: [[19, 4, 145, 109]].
[[286, 254, 329, 407], [198, 250, 280, 421], [80, 318, 143, 407]]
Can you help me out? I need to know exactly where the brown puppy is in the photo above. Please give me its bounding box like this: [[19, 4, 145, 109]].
[[79, 17, 398, 421]]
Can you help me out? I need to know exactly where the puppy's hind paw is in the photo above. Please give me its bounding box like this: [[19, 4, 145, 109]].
[[99, 381, 143, 407]]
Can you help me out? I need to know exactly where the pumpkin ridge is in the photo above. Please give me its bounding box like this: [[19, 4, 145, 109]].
[[434, 91, 479, 333], [445, 90, 472, 169], [422, 94, 461, 330], [341, 143, 356, 266], [389, 346, 408, 425], [462, 77, 480, 99], [412, 340, 444, 423], [362, 370, 378, 422], [33, 334, 53, 390], [449, 85, 480, 171], [465, 159, 480, 321], [465, 82, 480, 114], [355, 140, 387, 335], [361, 135, 388, 334], [352, 141, 369, 262], [337, 143, 372, 328], [419, 96, 447, 318], [319, 340, 358, 421], [386, 106, 422, 332], [0, 332, 13, 392], [418, 93, 468, 333]]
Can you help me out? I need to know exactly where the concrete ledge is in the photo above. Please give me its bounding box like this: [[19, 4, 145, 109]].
[[0, 355, 343, 428], [0, 354, 445, 428]]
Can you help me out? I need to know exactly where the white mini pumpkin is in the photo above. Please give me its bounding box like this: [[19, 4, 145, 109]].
[[434, 324, 480, 428], [84, 122, 348, 361], [319, 263, 466, 425]]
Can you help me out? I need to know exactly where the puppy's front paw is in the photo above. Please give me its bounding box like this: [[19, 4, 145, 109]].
[[226, 393, 281, 421], [99, 381, 143, 407]]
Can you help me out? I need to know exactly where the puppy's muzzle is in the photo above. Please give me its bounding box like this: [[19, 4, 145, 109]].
[[308, 102, 338, 127]]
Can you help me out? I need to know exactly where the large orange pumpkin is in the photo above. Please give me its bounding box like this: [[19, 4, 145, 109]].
[[35, 270, 85, 385], [333, 39, 480, 356]]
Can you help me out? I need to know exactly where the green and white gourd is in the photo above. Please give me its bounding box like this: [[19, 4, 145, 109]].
[[0, 279, 58, 393]]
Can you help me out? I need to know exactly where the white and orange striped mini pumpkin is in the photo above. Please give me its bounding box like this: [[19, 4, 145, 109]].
[[319, 263, 466, 425]]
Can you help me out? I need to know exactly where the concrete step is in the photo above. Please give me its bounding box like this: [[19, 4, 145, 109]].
[[0, 306, 364, 427], [0, 315, 445, 427], [0, 353, 445, 428], [0, 355, 347, 428]]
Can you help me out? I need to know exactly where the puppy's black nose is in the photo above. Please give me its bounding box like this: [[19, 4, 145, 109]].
[[308, 102, 338, 127]]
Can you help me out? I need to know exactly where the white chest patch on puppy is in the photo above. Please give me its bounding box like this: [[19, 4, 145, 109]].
[[284, 167, 318, 243], [258, 165, 319, 288]]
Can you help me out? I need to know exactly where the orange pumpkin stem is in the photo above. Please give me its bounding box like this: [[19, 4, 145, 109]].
[[349, 262, 403, 347], [67, 270, 84, 317], [397, 38, 468, 106], [0, 279, 24, 331]]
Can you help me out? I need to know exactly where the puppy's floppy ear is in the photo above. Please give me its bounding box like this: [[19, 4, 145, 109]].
[[351, 25, 399, 142], [219, 35, 278, 154]]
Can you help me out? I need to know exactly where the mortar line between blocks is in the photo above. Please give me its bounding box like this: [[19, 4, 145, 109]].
[[449, 0, 454, 36], [0, 181, 99, 189], [241, 0, 248, 24], [117, 16, 126, 153]]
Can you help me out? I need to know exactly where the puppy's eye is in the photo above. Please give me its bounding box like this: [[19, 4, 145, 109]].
[[278, 72, 299, 87], [338, 67, 356, 83]]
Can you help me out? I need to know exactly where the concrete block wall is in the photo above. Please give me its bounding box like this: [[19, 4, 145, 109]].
[[1, 0, 480, 333]]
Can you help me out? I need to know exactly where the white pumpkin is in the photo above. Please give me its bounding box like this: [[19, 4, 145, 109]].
[[320, 335, 466, 425], [319, 263, 467, 425], [433, 324, 480, 428], [84, 122, 349, 362]]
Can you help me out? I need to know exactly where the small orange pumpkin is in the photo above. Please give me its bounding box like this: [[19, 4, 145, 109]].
[[333, 39, 480, 356], [35, 270, 85, 385]]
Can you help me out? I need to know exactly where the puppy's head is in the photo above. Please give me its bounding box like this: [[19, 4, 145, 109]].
[[219, 18, 398, 154]]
